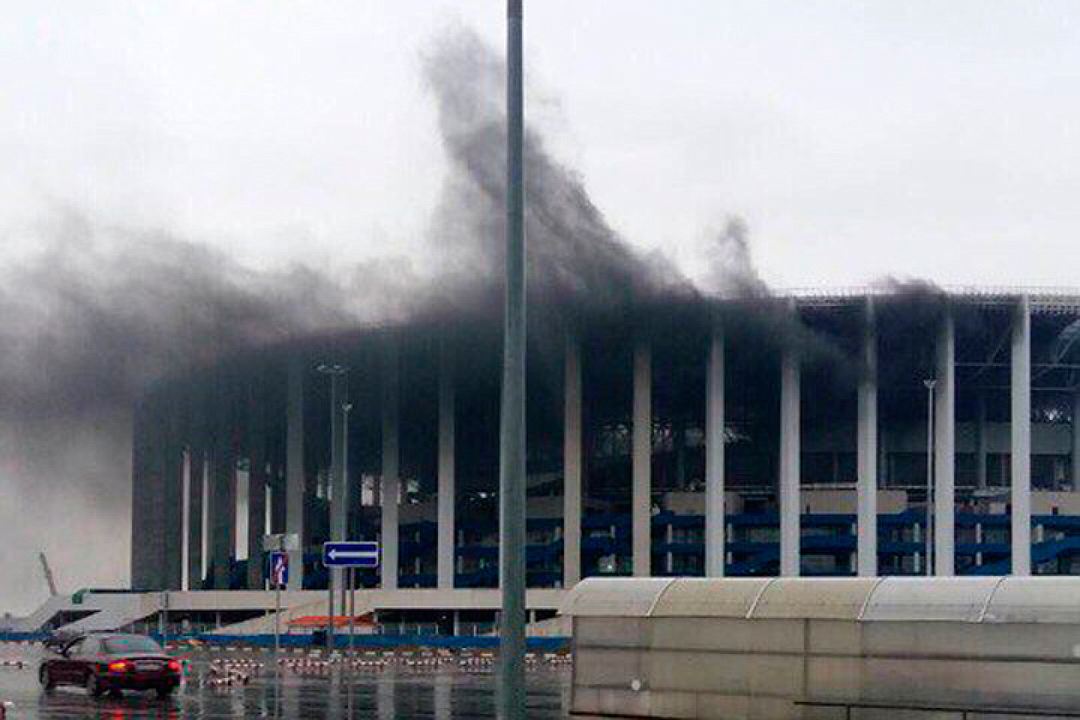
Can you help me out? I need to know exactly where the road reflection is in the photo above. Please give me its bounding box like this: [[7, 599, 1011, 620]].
[[4, 655, 569, 719]]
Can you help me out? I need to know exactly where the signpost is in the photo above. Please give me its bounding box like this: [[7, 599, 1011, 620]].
[[322, 541, 379, 650], [264, 534, 299, 659], [322, 542, 380, 568], [268, 552, 288, 657]]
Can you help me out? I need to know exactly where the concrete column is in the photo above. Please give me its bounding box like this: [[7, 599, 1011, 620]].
[[246, 382, 268, 590], [1073, 391, 1080, 490], [632, 340, 652, 577], [705, 322, 726, 577], [162, 437, 184, 591], [857, 300, 878, 577], [210, 443, 236, 590], [381, 339, 401, 590], [185, 448, 203, 590], [437, 339, 456, 589], [934, 311, 956, 577], [129, 403, 154, 589], [563, 334, 583, 587], [975, 391, 988, 490], [780, 346, 801, 577], [285, 357, 305, 591], [1011, 296, 1032, 576]]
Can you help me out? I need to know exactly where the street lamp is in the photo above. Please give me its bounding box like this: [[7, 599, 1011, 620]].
[[342, 401, 355, 651], [500, 0, 527, 716], [923, 378, 937, 576], [316, 362, 349, 651]]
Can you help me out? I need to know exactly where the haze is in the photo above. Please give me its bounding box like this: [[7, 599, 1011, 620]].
[[2, 0, 1079, 614]]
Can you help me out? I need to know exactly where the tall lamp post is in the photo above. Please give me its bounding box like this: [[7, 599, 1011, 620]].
[[499, 0, 527, 717], [924, 378, 937, 576], [316, 362, 349, 650], [343, 401, 354, 651]]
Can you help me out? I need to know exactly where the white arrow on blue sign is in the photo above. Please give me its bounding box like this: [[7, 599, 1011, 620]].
[[269, 551, 289, 588], [322, 541, 380, 568]]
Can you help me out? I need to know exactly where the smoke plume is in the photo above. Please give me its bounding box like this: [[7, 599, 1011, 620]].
[[0, 25, 774, 614]]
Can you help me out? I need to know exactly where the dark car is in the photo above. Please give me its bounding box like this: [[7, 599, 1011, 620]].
[[39, 633, 181, 699]]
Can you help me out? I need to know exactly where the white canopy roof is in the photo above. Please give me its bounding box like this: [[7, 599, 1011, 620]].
[[562, 576, 1080, 624]]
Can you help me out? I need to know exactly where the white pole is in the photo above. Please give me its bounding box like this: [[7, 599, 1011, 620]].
[[705, 321, 726, 577], [1011, 296, 1032, 575], [348, 568, 355, 652], [856, 300, 878, 577], [924, 379, 936, 577], [274, 549, 281, 660]]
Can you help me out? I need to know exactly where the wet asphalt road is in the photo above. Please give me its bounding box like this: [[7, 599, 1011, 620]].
[[0, 647, 570, 719]]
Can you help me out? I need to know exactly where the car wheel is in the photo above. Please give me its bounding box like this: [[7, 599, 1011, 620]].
[[39, 666, 55, 692], [85, 672, 104, 698], [156, 685, 175, 700]]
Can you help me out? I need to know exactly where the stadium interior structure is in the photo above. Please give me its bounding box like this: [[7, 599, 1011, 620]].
[[117, 287, 1080, 635]]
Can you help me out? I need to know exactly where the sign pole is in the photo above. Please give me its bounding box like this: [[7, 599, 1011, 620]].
[[348, 568, 355, 652], [264, 534, 298, 662], [274, 541, 282, 661], [274, 574, 281, 659], [321, 541, 379, 652], [327, 573, 334, 651]]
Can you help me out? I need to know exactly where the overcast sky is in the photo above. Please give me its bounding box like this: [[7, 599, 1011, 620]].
[[3, 1, 1079, 289], [2, 2, 1080, 614]]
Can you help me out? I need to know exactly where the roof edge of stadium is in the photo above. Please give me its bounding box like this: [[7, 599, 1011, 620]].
[[777, 285, 1080, 313]]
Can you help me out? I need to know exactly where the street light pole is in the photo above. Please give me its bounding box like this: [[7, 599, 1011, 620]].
[[343, 402, 354, 653], [499, 0, 527, 717], [316, 363, 349, 651], [924, 379, 937, 576]]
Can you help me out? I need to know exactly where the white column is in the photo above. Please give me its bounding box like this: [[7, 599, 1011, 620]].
[[1011, 296, 1032, 576], [780, 345, 801, 577], [705, 322, 726, 577], [381, 340, 400, 590], [437, 340, 456, 590], [935, 311, 956, 577], [1073, 391, 1080, 490], [181, 450, 192, 591], [285, 357, 305, 590], [857, 299, 878, 577], [632, 341, 652, 577], [563, 334, 583, 587]]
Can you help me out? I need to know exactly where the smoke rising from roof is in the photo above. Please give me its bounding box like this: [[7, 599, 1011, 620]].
[[0, 25, 804, 613], [422, 27, 707, 327]]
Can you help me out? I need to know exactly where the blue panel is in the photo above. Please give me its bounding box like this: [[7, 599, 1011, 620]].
[[323, 541, 380, 568]]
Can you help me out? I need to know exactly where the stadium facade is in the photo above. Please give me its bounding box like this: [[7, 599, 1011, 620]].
[[126, 287, 1080, 629]]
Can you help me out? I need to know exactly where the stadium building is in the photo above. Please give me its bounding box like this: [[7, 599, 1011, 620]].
[[58, 286, 1071, 636]]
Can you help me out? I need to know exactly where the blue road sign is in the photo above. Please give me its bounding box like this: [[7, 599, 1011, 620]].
[[269, 551, 289, 588], [322, 541, 380, 568]]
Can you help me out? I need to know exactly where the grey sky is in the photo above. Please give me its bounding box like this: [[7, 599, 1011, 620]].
[[1, 1, 1079, 613], [2, 1, 1078, 289]]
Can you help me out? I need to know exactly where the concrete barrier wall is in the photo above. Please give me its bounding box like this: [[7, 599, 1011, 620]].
[[566, 578, 1080, 719]]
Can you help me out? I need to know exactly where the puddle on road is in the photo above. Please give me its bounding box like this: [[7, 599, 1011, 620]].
[[0, 648, 570, 719]]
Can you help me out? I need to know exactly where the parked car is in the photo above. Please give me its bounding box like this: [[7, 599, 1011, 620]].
[[39, 633, 181, 699]]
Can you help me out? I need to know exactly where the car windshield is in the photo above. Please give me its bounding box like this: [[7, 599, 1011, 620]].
[[102, 636, 163, 654]]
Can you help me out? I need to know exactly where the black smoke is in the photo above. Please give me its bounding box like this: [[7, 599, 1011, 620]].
[[0, 25, 789, 614]]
